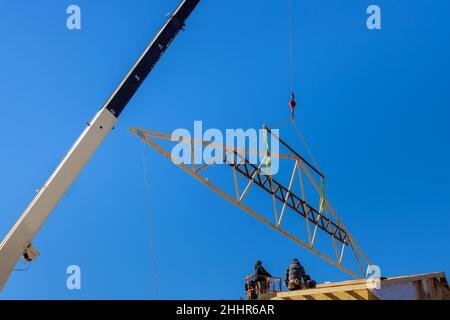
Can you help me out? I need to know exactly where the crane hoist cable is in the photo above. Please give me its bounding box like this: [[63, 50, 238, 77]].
[[287, 0, 298, 122], [141, 142, 159, 299], [286, 1, 327, 212], [288, 0, 295, 95]]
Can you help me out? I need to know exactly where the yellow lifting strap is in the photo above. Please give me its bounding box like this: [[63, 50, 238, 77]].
[[319, 177, 327, 214], [262, 126, 272, 174]]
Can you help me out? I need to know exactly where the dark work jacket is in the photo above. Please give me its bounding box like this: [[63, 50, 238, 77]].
[[255, 264, 271, 281], [286, 261, 305, 282]]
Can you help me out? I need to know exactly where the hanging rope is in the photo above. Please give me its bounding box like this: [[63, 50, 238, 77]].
[[141, 142, 159, 299]]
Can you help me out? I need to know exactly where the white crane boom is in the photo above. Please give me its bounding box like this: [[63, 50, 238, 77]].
[[0, 0, 200, 292]]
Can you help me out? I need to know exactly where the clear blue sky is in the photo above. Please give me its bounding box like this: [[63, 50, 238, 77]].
[[0, 0, 449, 299]]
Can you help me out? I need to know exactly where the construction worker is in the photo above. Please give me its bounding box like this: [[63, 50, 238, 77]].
[[254, 260, 271, 295], [285, 258, 305, 291], [289, 92, 297, 120]]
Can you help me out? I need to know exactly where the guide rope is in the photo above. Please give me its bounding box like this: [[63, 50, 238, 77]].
[[141, 142, 160, 299]]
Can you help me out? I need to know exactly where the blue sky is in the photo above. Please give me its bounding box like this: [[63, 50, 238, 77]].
[[0, 0, 449, 299]]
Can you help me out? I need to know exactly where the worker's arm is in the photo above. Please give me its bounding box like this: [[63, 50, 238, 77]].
[[0, 0, 200, 292]]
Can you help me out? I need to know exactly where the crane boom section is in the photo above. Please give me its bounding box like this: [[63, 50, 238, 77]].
[[0, 0, 200, 292]]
